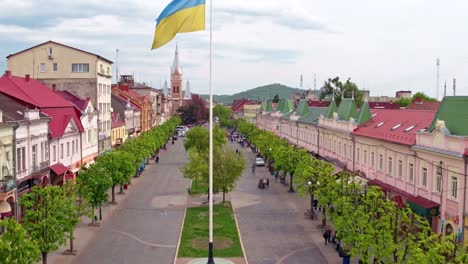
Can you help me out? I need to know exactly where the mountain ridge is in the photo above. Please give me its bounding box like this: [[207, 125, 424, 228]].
[[201, 83, 309, 105]]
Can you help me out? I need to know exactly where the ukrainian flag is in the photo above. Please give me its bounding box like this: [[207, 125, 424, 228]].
[[152, 0, 206, 49]]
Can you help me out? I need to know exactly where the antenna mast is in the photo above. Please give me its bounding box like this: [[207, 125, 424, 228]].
[[436, 57, 440, 100], [116, 49, 119, 83]]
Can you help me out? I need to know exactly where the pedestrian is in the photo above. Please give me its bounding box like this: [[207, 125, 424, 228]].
[[172, 139, 174, 144], [155, 155, 159, 164], [323, 228, 331, 245], [266, 178, 269, 188], [236, 149, 239, 154]]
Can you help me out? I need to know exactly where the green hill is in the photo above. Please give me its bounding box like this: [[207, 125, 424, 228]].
[[201, 83, 308, 105]]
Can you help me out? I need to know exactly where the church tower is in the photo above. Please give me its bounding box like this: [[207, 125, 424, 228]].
[[171, 44, 183, 107]]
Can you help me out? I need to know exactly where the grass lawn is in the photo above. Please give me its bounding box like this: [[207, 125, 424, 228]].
[[178, 202, 243, 258], [190, 180, 208, 196]]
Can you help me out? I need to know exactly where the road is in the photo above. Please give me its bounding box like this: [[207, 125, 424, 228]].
[[73, 139, 190, 264], [231, 142, 331, 264]]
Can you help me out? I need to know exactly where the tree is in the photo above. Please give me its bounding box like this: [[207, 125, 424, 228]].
[[320, 77, 364, 107], [79, 164, 112, 225], [177, 105, 197, 125], [62, 180, 92, 255], [213, 105, 231, 121], [214, 145, 245, 203], [412, 91, 437, 102], [191, 94, 208, 123], [97, 151, 134, 204], [181, 149, 209, 189], [0, 218, 40, 264], [184, 126, 226, 154], [272, 94, 280, 103], [21, 186, 74, 264], [272, 146, 306, 192], [396, 97, 411, 107]]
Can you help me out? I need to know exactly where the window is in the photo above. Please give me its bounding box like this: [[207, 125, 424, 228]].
[[16, 147, 26, 172], [53, 63, 58, 72], [107, 67, 110, 75], [72, 141, 75, 154], [53, 146, 57, 162], [48, 47, 53, 55], [67, 142, 70, 157], [71, 63, 89, 73], [76, 139, 79, 151], [388, 157, 393, 175], [422, 168, 428, 188], [404, 125, 416, 132], [40, 142, 44, 162], [379, 154, 383, 171], [376, 122, 384, 127], [392, 124, 402, 130], [60, 144, 64, 159], [436, 173, 442, 193], [409, 163, 414, 183], [357, 148, 360, 162], [87, 130, 92, 144], [339, 142, 341, 154], [364, 150, 367, 164], [32, 144, 37, 167], [398, 160, 402, 178], [344, 144, 347, 157], [40, 63, 46, 72], [371, 152, 375, 168], [451, 176, 458, 199]]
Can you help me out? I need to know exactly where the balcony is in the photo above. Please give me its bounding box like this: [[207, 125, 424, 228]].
[[31, 161, 50, 177], [0, 176, 16, 193]]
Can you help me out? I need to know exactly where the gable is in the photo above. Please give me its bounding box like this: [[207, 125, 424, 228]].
[[64, 118, 78, 133]]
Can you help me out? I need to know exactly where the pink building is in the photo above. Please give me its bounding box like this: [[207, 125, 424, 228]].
[[255, 96, 468, 239]]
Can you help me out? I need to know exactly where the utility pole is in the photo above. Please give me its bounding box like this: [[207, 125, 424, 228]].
[[116, 49, 119, 84], [436, 57, 440, 100], [444, 81, 447, 97]]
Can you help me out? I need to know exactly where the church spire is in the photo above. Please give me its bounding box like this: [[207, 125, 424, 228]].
[[184, 80, 192, 99], [171, 43, 182, 75]]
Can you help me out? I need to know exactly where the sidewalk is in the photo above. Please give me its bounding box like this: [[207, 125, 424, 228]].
[[235, 142, 357, 264], [47, 156, 163, 264]]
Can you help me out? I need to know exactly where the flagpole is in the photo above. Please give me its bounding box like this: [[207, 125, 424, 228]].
[[207, 0, 214, 262]]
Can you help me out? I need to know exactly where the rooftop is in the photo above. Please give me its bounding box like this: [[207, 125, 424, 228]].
[[353, 109, 436, 145], [428, 96, 468, 136]]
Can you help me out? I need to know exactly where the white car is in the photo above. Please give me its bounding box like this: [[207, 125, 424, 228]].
[[255, 158, 265, 166]]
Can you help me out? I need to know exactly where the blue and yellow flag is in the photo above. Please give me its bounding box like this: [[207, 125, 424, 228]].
[[151, 0, 206, 49]]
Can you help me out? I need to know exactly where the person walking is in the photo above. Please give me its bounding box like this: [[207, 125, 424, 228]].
[[155, 155, 159, 164], [323, 227, 331, 245]]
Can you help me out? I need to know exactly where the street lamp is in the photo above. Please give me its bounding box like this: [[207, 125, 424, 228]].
[[308, 181, 313, 211]]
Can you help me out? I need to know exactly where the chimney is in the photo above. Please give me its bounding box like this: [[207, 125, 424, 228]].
[[25, 74, 30, 81], [4, 70, 11, 77]]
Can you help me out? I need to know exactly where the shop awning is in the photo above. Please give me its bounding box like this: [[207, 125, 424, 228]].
[[0, 200, 12, 214], [407, 197, 440, 217], [50, 163, 68, 175], [368, 179, 439, 217]]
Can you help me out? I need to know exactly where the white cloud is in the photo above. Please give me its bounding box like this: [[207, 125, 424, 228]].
[[1, 0, 468, 97]]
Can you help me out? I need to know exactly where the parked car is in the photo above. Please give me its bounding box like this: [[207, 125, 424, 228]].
[[255, 157, 265, 166], [178, 130, 186, 137], [233, 132, 238, 138]]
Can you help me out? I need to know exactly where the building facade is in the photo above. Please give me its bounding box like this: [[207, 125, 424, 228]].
[[258, 96, 468, 240], [0, 117, 17, 219], [6, 41, 112, 153]]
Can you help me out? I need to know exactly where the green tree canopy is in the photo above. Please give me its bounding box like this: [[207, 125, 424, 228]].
[[184, 125, 226, 154], [79, 164, 112, 223], [320, 77, 364, 107], [0, 218, 40, 264], [214, 145, 245, 203], [412, 91, 437, 102], [96, 150, 134, 203], [21, 186, 74, 264]]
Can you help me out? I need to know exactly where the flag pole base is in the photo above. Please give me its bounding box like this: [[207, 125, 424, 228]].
[[207, 242, 215, 264]]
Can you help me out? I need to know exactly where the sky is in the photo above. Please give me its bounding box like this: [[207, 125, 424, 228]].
[[0, 0, 467, 98]]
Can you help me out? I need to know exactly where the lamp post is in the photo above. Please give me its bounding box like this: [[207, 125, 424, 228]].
[[307, 181, 313, 211]]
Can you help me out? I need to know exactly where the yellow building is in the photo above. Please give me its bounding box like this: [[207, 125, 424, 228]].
[[111, 113, 128, 147], [0, 113, 17, 218], [243, 104, 261, 124], [7, 40, 113, 152]]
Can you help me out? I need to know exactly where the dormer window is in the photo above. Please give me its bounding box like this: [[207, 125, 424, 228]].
[[391, 124, 402, 130], [372, 113, 377, 117], [418, 128, 427, 132], [376, 122, 384, 127], [404, 125, 416, 132]]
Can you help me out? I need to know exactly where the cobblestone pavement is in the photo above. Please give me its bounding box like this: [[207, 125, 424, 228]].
[[230, 142, 343, 264], [71, 139, 190, 264]]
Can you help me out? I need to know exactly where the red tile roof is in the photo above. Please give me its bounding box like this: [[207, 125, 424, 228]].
[[50, 163, 68, 175], [55, 90, 89, 111], [353, 109, 436, 145], [407, 101, 441, 110], [368, 101, 399, 109], [111, 112, 125, 128], [307, 100, 330, 107], [112, 84, 146, 110], [0, 73, 84, 138]]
